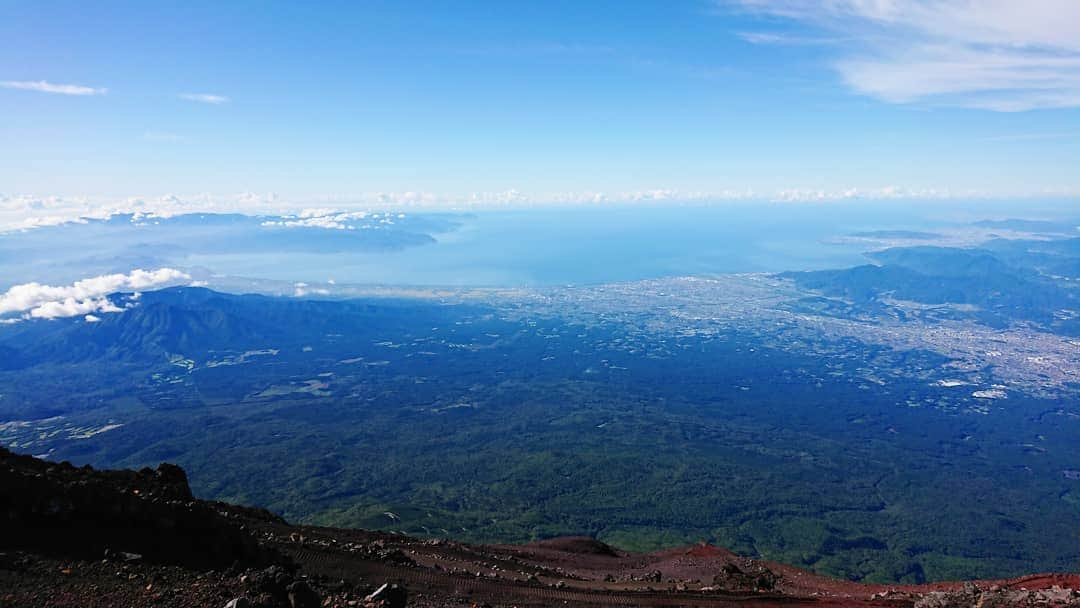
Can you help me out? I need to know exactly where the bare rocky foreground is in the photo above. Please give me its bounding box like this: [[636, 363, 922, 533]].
[[2, 447, 1079, 608]]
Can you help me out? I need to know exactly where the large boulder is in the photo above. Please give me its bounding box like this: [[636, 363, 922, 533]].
[[0, 447, 280, 570]]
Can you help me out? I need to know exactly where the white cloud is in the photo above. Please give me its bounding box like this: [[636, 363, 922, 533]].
[[30, 297, 122, 319], [179, 93, 229, 104], [771, 185, 960, 203], [0, 268, 192, 321], [730, 0, 1080, 111], [0, 80, 107, 96], [293, 282, 330, 297], [261, 210, 377, 231]]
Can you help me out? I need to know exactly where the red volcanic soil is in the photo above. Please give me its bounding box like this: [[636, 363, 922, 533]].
[[2, 446, 1079, 607]]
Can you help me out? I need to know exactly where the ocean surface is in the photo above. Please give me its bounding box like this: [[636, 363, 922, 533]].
[[182, 205, 882, 287], [3, 201, 1059, 290]]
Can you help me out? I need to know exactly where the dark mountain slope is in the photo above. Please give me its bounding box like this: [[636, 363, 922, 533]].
[[0, 287, 478, 369], [781, 242, 1077, 332], [3, 448, 1079, 607]]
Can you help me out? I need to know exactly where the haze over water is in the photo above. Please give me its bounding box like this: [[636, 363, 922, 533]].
[[184, 205, 907, 288], [5, 200, 1074, 292]]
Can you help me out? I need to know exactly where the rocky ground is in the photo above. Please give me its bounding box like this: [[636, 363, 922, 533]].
[[2, 446, 1079, 607]]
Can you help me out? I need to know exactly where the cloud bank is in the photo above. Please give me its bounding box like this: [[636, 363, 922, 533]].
[[4, 185, 1079, 234], [0, 80, 107, 96], [0, 268, 192, 321], [732, 0, 1080, 111], [0, 193, 286, 233], [261, 210, 406, 231]]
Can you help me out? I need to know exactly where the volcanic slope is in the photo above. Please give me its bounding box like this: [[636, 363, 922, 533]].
[[3, 448, 1080, 607]]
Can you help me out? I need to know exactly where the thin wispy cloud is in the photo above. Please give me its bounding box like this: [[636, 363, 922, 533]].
[[449, 42, 615, 57], [736, 32, 842, 46], [980, 131, 1080, 142], [143, 131, 190, 143], [0, 80, 106, 96], [728, 0, 1080, 111], [179, 92, 229, 104]]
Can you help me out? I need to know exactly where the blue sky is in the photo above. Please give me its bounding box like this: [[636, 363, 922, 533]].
[[2, 1, 1080, 207]]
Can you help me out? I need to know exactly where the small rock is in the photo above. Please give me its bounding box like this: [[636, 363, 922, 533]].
[[0, 553, 16, 571], [287, 581, 321, 608], [363, 583, 407, 608], [155, 462, 194, 499]]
